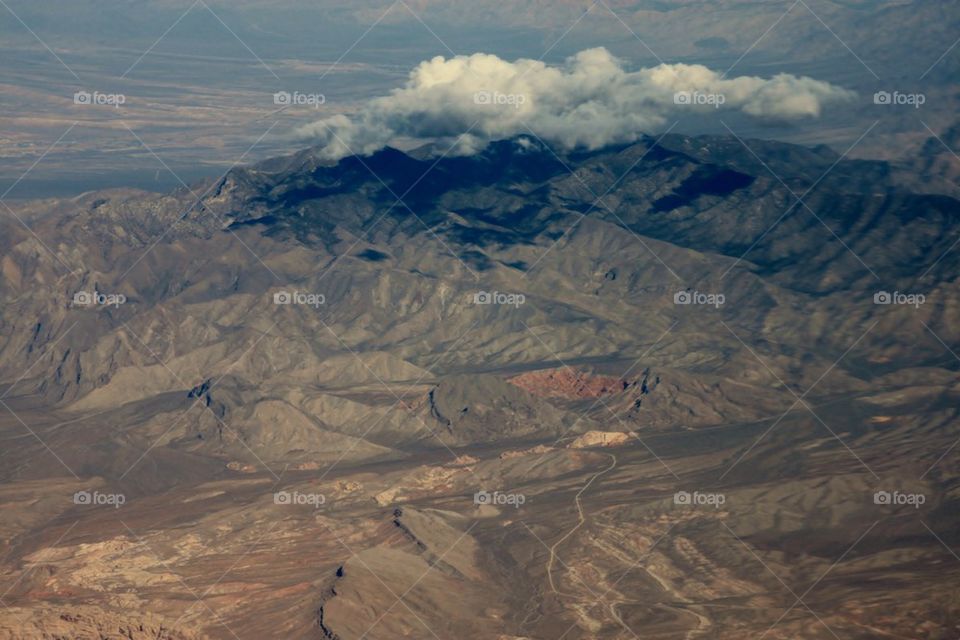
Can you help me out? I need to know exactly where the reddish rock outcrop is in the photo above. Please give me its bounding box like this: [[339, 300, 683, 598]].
[[508, 369, 635, 399]]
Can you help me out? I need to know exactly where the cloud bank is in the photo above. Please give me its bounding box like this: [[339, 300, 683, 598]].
[[296, 47, 855, 159]]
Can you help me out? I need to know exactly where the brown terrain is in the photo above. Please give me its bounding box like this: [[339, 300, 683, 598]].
[[0, 127, 958, 640]]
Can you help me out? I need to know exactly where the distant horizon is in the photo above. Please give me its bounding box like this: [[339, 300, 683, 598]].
[[2, 0, 955, 198]]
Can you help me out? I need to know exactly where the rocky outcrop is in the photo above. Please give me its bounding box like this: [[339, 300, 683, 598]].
[[423, 374, 567, 444], [509, 368, 640, 399], [499, 444, 554, 459], [568, 430, 632, 448], [0, 605, 204, 639]]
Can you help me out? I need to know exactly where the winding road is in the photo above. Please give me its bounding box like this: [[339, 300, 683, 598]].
[[546, 452, 618, 597]]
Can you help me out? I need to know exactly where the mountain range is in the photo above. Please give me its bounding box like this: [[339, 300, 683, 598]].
[[1, 130, 959, 638]]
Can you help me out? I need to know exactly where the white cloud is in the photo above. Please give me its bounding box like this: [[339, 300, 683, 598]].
[[296, 47, 855, 159]]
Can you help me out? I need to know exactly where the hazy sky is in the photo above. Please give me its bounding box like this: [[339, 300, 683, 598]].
[[1, 0, 956, 197]]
